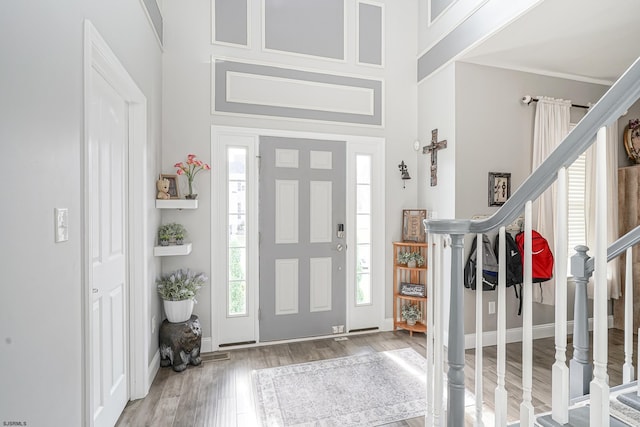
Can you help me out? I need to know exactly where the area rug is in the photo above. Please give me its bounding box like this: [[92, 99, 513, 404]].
[[253, 348, 428, 426]]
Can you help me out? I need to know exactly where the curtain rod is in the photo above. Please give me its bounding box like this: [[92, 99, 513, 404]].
[[521, 95, 590, 109]]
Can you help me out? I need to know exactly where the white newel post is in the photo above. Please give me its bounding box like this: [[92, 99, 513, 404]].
[[590, 126, 609, 426], [552, 167, 569, 424], [623, 247, 634, 384], [495, 227, 508, 427], [520, 201, 534, 426], [475, 234, 484, 427]]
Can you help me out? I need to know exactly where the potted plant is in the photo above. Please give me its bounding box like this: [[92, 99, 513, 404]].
[[174, 153, 211, 199], [397, 251, 425, 268], [157, 269, 208, 323], [158, 227, 171, 246], [401, 303, 422, 326], [158, 223, 187, 245]]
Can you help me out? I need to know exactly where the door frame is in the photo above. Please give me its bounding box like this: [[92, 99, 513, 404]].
[[211, 126, 385, 349], [82, 20, 150, 426]]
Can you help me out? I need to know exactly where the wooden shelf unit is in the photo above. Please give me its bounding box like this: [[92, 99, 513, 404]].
[[393, 241, 428, 336]]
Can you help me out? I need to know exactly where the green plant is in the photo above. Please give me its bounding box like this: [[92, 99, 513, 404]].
[[401, 303, 422, 322], [158, 223, 187, 243], [157, 269, 208, 302], [397, 251, 425, 267]]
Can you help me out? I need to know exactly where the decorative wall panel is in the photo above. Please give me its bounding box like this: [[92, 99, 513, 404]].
[[213, 0, 248, 46], [264, 0, 344, 60], [213, 59, 383, 126], [357, 2, 383, 66]]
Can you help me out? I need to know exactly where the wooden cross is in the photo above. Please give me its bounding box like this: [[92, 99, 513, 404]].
[[422, 128, 447, 186]]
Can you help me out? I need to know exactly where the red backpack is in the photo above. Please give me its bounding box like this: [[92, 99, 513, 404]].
[[515, 230, 554, 283]]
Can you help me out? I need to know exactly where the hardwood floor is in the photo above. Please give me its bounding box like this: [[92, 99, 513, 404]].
[[116, 328, 634, 426]]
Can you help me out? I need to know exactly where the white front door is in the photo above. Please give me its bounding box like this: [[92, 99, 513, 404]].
[[89, 69, 129, 427]]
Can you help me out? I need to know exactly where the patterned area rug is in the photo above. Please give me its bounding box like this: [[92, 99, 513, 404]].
[[253, 348, 428, 426]]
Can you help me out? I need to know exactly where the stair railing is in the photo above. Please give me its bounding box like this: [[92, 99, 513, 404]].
[[424, 55, 640, 427]]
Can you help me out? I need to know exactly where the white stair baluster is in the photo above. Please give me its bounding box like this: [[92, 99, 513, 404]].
[[426, 232, 434, 427], [494, 227, 507, 427], [552, 167, 569, 424], [520, 200, 534, 426], [623, 246, 634, 384], [475, 233, 484, 427], [434, 234, 444, 426], [590, 126, 609, 426]]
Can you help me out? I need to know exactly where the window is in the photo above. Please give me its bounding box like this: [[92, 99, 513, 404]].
[[228, 147, 247, 316], [567, 151, 586, 262], [355, 155, 372, 305]]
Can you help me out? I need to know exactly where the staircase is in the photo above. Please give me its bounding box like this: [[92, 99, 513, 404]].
[[422, 55, 640, 427]]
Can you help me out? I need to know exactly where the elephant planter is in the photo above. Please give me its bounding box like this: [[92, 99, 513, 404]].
[[159, 315, 202, 372]]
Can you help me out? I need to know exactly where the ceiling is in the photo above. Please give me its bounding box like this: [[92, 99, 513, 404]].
[[460, 0, 640, 84]]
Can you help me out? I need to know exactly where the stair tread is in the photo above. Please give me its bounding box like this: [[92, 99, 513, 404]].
[[534, 406, 632, 427]]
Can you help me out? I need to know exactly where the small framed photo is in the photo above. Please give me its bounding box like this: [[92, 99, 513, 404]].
[[400, 282, 426, 298], [160, 174, 179, 199], [488, 172, 511, 207], [402, 209, 427, 243]]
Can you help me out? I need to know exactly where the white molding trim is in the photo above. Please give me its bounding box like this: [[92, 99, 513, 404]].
[[147, 350, 160, 387], [83, 21, 150, 426], [211, 56, 385, 129], [201, 337, 213, 353], [210, 126, 386, 349], [464, 315, 615, 350]]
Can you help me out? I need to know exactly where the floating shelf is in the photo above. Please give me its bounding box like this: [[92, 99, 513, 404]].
[[153, 243, 192, 257], [155, 199, 198, 209]]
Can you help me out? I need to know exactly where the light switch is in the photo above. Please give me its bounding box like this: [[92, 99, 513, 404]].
[[55, 208, 69, 242]]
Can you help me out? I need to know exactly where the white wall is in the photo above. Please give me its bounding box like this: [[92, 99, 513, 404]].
[[161, 0, 418, 337], [0, 1, 162, 424]]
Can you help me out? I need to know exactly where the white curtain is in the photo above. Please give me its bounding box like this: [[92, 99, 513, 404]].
[[585, 122, 620, 299], [532, 97, 572, 305]]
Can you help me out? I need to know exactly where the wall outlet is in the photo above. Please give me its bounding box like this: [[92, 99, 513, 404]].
[[338, 325, 345, 333], [332, 326, 339, 334], [488, 301, 496, 315], [151, 316, 156, 334], [54, 208, 69, 242]]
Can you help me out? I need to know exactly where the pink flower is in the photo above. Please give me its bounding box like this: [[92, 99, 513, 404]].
[[174, 154, 212, 195]]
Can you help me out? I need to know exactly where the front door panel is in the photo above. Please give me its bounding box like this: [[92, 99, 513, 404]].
[[259, 136, 346, 341]]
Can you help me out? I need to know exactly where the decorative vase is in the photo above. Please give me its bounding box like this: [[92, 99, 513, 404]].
[[407, 260, 417, 268], [406, 318, 416, 326], [175, 238, 184, 245], [185, 180, 198, 199], [163, 299, 194, 323], [160, 239, 169, 246]]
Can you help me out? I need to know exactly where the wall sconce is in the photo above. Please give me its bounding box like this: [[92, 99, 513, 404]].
[[398, 161, 411, 188]]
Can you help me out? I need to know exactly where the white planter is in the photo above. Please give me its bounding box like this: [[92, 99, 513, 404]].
[[407, 260, 417, 268], [406, 319, 416, 326], [163, 299, 194, 323]]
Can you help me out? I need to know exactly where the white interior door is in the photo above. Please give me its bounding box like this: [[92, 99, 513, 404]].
[[89, 70, 129, 427]]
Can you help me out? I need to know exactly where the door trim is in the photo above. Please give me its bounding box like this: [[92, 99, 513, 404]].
[[83, 20, 149, 426], [211, 126, 385, 349]]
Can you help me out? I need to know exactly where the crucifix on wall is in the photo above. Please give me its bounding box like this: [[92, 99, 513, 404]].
[[422, 129, 447, 186]]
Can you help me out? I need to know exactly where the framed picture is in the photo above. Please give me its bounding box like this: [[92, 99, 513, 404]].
[[400, 282, 426, 298], [402, 209, 427, 243], [160, 174, 179, 199], [488, 172, 511, 206]]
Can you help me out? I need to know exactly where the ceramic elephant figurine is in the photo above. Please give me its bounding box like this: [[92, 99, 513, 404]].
[[159, 315, 202, 372]]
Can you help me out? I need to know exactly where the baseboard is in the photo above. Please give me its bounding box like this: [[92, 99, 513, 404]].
[[464, 315, 614, 349], [147, 350, 160, 390], [201, 336, 213, 353]]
